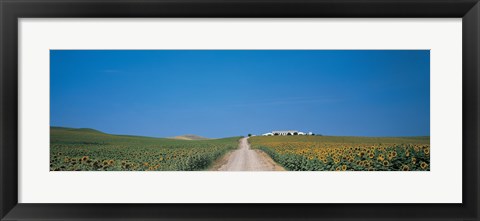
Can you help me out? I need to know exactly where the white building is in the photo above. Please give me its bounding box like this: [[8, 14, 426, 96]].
[[260, 130, 315, 136], [269, 130, 301, 136]]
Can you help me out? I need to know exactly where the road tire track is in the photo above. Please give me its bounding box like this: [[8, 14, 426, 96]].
[[216, 137, 285, 171]]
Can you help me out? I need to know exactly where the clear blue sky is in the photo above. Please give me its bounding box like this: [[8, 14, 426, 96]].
[[51, 50, 430, 138]]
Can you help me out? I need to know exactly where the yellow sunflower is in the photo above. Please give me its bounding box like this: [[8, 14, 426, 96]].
[[383, 160, 389, 166], [420, 162, 428, 170]]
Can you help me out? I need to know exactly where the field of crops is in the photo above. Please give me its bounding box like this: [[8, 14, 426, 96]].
[[249, 136, 430, 171], [50, 127, 240, 171]]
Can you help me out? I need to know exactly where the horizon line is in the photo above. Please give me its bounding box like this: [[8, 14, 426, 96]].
[[50, 126, 431, 139]]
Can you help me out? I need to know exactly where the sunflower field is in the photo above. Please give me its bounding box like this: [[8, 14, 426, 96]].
[[50, 127, 239, 171], [249, 136, 430, 171]]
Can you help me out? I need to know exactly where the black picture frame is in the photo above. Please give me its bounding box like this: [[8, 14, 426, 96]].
[[1, 0, 479, 220]]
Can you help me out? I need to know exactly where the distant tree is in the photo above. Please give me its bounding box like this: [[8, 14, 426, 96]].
[[287, 133, 292, 136], [248, 134, 252, 137], [274, 133, 279, 136], [293, 132, 298, 135]]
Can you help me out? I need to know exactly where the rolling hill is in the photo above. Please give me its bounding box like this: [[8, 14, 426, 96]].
[[169, 134, 210, 140], [50, 126, 240, 171]]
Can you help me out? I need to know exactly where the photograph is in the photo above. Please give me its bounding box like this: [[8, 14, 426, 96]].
[[3, 0, 476, 219], [50, 50, 430, 171]]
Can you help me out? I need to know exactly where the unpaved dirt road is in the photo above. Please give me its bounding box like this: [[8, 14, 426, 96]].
[[216, 137, 284, 171]]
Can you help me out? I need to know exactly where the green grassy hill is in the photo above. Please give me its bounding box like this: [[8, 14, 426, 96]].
[[50, 127, 240, 171], [169, 134, 210, 140]]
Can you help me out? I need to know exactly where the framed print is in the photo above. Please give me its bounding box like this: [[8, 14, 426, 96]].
[[1, 0, 479, 220]]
